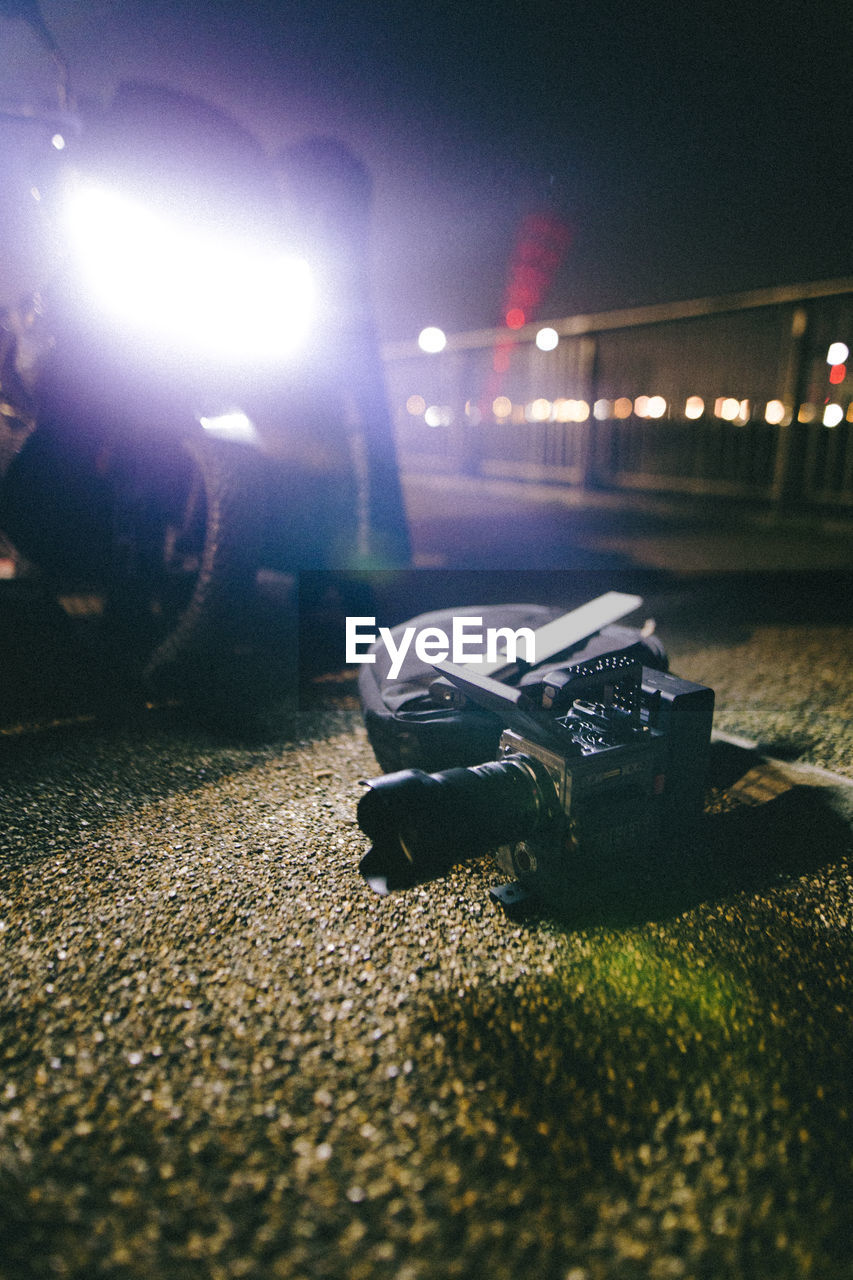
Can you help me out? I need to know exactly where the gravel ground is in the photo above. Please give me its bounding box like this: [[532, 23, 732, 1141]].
[[666, 624, 853, 781], [1, 594, 853, 1280]]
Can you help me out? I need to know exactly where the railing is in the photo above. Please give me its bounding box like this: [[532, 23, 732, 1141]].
[[382, 278, 853, 508]]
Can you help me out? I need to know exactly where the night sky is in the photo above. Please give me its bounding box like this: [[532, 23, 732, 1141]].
[[3, 0, 851, 339]]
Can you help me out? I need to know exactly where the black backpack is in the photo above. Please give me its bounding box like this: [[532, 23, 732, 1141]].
[[358, 601, 668, 774]]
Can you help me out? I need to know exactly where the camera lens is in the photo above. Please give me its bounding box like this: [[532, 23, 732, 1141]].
[[357, 754, 557, 893]]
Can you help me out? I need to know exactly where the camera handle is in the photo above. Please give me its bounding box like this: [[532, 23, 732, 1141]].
[[428, 590, 643, 709], [433, 661, 573, 751]]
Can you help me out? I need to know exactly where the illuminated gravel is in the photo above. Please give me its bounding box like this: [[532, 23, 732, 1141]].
[[1, 645, 852, 1278], [669, 624, 853, 779]]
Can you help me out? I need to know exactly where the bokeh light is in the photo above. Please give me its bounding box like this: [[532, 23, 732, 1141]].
[[527, 398, 552, 422], [823, 404, 844, 427], [418, 326, 447, 354], [764, 399, 786, 425], [424, 405, 453, 427], [406, 394, 426, 416], [827, 342, 849, 365], [716, 397, 740, 421], [685, 396, 705, 419], [535, 327, 559, 352]]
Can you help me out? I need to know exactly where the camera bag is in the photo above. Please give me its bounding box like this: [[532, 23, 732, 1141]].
[[358, 603, 668, 773]]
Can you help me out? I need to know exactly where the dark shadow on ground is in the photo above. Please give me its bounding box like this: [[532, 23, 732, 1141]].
[[485, 740, 853, 933], [403, 911, 853, 1277]]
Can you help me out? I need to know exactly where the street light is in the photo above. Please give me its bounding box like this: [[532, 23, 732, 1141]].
[[418, 326, 447, 354], [535, 327, 559, 352]]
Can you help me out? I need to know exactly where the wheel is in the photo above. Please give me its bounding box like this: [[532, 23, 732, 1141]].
[[0, 424, 264, 683], [128, 434, 265, 685]]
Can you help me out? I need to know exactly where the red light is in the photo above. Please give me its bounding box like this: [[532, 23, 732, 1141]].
[[829, 363, 846, 385], [505, 308, 525, 330]]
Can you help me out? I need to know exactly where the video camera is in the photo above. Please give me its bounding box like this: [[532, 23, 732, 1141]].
[[356, 601, 714, 912]]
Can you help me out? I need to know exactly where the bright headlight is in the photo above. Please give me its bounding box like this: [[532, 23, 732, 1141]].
[[65, 183, 315, 362]]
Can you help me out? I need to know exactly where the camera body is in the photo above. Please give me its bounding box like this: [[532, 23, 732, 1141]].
[[485, 657, 715, 908], [357, 648, 714, 911]]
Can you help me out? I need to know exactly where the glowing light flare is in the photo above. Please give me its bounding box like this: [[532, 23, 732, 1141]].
[[65, 183, 314, 361], [764, 400, 787, 425], [823, 404, 844, 428], [647, 396, 667, 419], [684, 396, 704, 419], [593, 399, 611, 420], [492, 396, 512, 419], [614, 397, 633, 419], [406, 395, 426, 416], [199, 411, 259, 445], [798, 404, 817, 423], [51, 133, 66, 151], [535, 327, 559, 352], [505, 308, 526, 330], [829, 363, 846, 385], [418, 326, 447, 354], [827, 342, 849, 366], [634, 395, 650, 418]]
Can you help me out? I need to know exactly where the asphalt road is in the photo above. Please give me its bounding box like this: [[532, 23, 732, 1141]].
[[404, 474, 853, 574], [1, 559, 852, 1279]]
